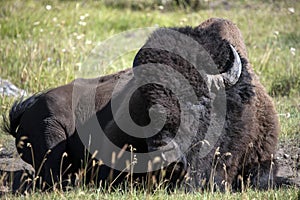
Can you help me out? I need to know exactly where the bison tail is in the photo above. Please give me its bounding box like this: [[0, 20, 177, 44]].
[[2, 93, 41, 137]]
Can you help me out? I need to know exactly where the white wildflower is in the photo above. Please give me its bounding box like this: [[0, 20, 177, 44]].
[[76, 34, 85, 40], [181, 18, 188, 22], [33, 21, 40, 26], [78, 21, 87, 26], [75, 63, 82, 69], [290, 47, 296, 56], [285, 112, 291, 118], [85, 40, 92, 45], [288, 7, 295, 14], [180, 18, 188, 25], [80, 15, 85, 20], [46, 5, 52, 10]]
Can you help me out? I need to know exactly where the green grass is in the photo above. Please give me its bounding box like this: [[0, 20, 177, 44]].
[[0, 0, 299, 199], [2, 187, 300, 200]]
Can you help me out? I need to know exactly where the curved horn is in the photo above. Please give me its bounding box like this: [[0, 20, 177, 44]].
[[222, 44, 242, 87], [206, 44, 242, 89]]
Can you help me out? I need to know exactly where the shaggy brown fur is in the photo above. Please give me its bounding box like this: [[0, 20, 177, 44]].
[[132, 18, 280, 191], [199, 18, 280, 190]]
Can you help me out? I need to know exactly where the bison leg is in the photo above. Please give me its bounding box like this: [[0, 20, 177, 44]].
[[40, 140, 72, 190], [16, 122, 70, 191]]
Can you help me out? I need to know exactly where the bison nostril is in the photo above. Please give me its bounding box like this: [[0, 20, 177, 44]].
[[160, 140, 182, 162], [179, 154, 187, 170], [164, 156, 188, 191]]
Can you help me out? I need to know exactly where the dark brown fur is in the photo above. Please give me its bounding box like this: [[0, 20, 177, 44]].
[[3, 18, 279, 192], [199, 18, 280, 190], [3, 69, 147, 191]]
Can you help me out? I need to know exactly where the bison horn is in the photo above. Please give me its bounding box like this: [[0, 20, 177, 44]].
[[206, 44, 242, 89]]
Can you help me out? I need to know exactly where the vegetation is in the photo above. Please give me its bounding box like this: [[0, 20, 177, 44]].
[[0, 0, 299, 199], [3, 187, 300, 200]]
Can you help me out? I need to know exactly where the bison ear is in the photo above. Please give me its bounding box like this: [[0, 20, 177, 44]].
[[206, 44, 242, 89]]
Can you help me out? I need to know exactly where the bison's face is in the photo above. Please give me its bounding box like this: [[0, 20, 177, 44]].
[[131, 27, 242, 176]]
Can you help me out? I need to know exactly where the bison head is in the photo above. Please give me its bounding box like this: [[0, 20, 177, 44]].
[[130, 26, 243, 185]]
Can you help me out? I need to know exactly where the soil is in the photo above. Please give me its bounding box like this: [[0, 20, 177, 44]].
[[0, 138, 298, 194], [275, 138, 300, 187]]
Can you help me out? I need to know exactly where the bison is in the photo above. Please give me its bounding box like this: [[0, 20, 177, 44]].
[[3, 18, 279, 193]]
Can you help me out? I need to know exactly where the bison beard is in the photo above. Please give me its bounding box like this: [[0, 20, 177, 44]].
[[2, 18, 279, 193]]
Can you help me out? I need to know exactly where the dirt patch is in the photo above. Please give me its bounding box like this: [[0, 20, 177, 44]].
[[0, 140, 34, 194], [275, 138, 300, 187]]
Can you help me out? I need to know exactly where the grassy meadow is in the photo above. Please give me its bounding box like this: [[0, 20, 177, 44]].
[[0, 0, 299, 199]]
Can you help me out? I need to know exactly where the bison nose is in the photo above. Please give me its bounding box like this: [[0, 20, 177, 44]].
[[160, 140, 183, 161], [148, 139, 188, 172], [177, 154, 187, 172], [162, 146, 188, 176]]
